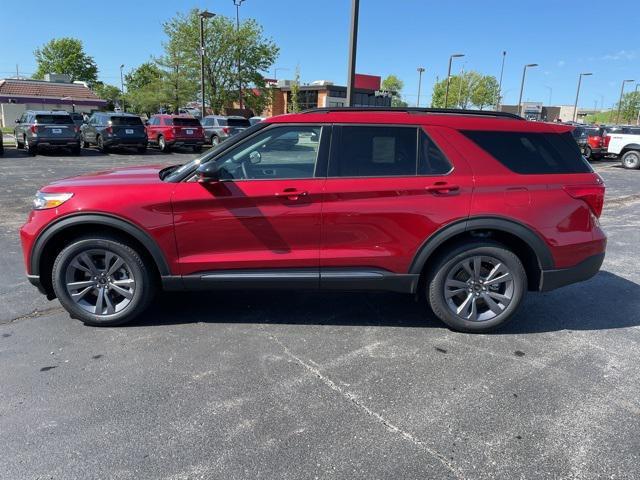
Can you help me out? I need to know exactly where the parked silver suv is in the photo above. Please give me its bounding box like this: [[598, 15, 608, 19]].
[[201, 115, 250, 146], [14, 110, 80, 155]]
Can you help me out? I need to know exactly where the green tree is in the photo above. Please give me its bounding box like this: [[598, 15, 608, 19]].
[[288, 66, 301, 113], [92, 82, 122, 110], [431, 71, 499, 110], [614, 91, 640, 123], [33, 38, 98, 83], [123, 62, 167, 115], [162, 10, 279, 115], [381, 75, 408, 107]]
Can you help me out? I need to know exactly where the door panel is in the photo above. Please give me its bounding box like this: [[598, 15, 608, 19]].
[[172, 179, 324, 274], [321, 125, 474, 274]]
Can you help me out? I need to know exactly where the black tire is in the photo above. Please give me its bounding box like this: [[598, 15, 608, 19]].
[[426, 240, 527, 333], [210, 135, 220, 147], [621, 150, 640, 169], [584, 145, 592, 159], [15, 136, 23, 149], [82, 138, 91, 149], [0, 144, 3, 155], [137, 146, 147, 154], [71, 143, 81, 155], [24, 136, 37, 156], [158, 135, 169, 152], [97, 135, 109, 153], [51, 236, 155, 327], [192, 145, 202, 153]]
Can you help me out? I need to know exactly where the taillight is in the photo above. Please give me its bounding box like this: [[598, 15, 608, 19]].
[[74, 126, 80, 134], [173, 127, 179, 135], [563, 184, 605, 218], [603, 135, 611, 148], [30, 125, 37, 134], [222, 127, 230, 134], [105, 126, 113, 134]]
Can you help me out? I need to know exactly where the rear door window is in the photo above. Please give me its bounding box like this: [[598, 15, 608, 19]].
[[462, 131, 592, 174], [35, 115, 74, 125], [329, 126, 417, 177]]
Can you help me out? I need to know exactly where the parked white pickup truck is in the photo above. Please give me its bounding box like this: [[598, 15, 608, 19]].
[[606, 128, 640, 169]]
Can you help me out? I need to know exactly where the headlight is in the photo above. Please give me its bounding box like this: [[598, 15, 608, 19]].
[[33, 192, 74, 210]]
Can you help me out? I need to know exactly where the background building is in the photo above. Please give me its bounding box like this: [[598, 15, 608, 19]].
[[263, 74, 391, 117], [499, 103, 597, 122], [0, 75, 106, 127]]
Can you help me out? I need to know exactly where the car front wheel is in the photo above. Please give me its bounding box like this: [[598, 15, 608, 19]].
[[51, 236, 155, 326], [426, 241, 527, 333]]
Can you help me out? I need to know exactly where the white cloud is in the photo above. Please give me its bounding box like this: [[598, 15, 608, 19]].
[[601, 50, 637, 61], [557, 60, 566, 67]]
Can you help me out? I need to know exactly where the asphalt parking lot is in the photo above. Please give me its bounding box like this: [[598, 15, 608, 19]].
[[1, 147, 639, 479]]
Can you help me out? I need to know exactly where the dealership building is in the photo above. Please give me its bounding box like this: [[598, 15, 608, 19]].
[[499, 103, 596, 122], [0, 75, 106, 127], [263, 74, 392, 116]]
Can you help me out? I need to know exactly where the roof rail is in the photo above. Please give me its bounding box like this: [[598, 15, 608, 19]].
[[300, 107, 524, 120]]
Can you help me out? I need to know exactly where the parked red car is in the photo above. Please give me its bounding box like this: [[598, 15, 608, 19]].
[[145, 114, 205, 152], [20, 108, 606, 333], [584, 127, 606, 160]]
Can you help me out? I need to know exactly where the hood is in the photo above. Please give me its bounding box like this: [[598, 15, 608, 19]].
[[44, 164, 169, 189]]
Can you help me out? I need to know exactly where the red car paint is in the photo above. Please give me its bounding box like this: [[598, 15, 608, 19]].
[[145, 114, 205, 149], [21, 110, 606, 295]]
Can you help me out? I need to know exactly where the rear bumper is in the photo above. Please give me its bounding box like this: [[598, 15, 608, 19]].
[[34, 139, 79, 147], [104, 138, 148, 147], [539, 253, 605, 292], [169, 139, 205, 147]]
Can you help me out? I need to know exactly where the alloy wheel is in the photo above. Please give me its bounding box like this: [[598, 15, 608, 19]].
[[64, 249, 136, 316], [443, 255, 514, 322]]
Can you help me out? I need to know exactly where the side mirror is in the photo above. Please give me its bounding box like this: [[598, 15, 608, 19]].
[[196, 162, 222, 183], [249, 150, 261, 164], [15, 119, 20, 124]]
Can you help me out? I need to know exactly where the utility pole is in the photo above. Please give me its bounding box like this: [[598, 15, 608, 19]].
[[616, 79, 634, 124], [444, 53, 464, 108], [573, 72, 592, 122], [120, 64, 125, 112], [416, 67, 425, 107], [199, 10, 216, 118], [517, 63, 538, 117], [496, 50, 506, 110], [233, 0, 245, 110], [346, 0, 360, 107]]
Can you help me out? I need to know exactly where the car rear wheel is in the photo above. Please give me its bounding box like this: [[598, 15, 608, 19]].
[[97, 135, 109, 153], [24, 136, 36, 155], [584, 145, 592, 159], [158, 135, 169, 152], [51, 236, 155, 327], [210, 135, 220, 147], [426, 241, 527, 333], [81, 138, 91, 149], [621, 150, 640, 169]]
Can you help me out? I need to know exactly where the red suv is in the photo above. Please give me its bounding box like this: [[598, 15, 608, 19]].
[[145, 114, 205, 152], [20, 108, 606, 333]]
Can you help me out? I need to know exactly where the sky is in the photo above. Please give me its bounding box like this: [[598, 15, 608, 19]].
[[1, 0, 639, 109]]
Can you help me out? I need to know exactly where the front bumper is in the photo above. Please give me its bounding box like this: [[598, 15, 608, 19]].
[[539, 253, 605, 291]]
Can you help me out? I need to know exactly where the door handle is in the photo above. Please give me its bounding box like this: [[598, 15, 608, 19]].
[[425, 182, 460, 195], [275, 188, 308, 201]]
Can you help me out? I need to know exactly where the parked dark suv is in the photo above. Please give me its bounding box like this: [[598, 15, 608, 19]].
[[14, 110, 81, 155], [81, 112, 147, 153], [20, 108, 606, 333]]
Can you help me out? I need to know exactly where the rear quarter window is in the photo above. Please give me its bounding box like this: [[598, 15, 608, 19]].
[[462, 130, 592, 174]]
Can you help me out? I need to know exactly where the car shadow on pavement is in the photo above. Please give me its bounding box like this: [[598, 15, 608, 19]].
[[126, 270, 640, 334]]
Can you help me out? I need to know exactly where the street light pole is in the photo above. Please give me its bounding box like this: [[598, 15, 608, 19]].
[[416, 67, 425, 107], [517, 63, 538, 117], [119, 64, 125, 112], [444, 53, 464, 108], [573, 72, 592, 122], [634, 83, 640, 126], [496, 50, 506, 110], [233, 0, 245, 110], [346, 0, 360, 107], [199, 10, 216, 119], [616, 79, 634, 124], [544, 85, 553, 106]]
